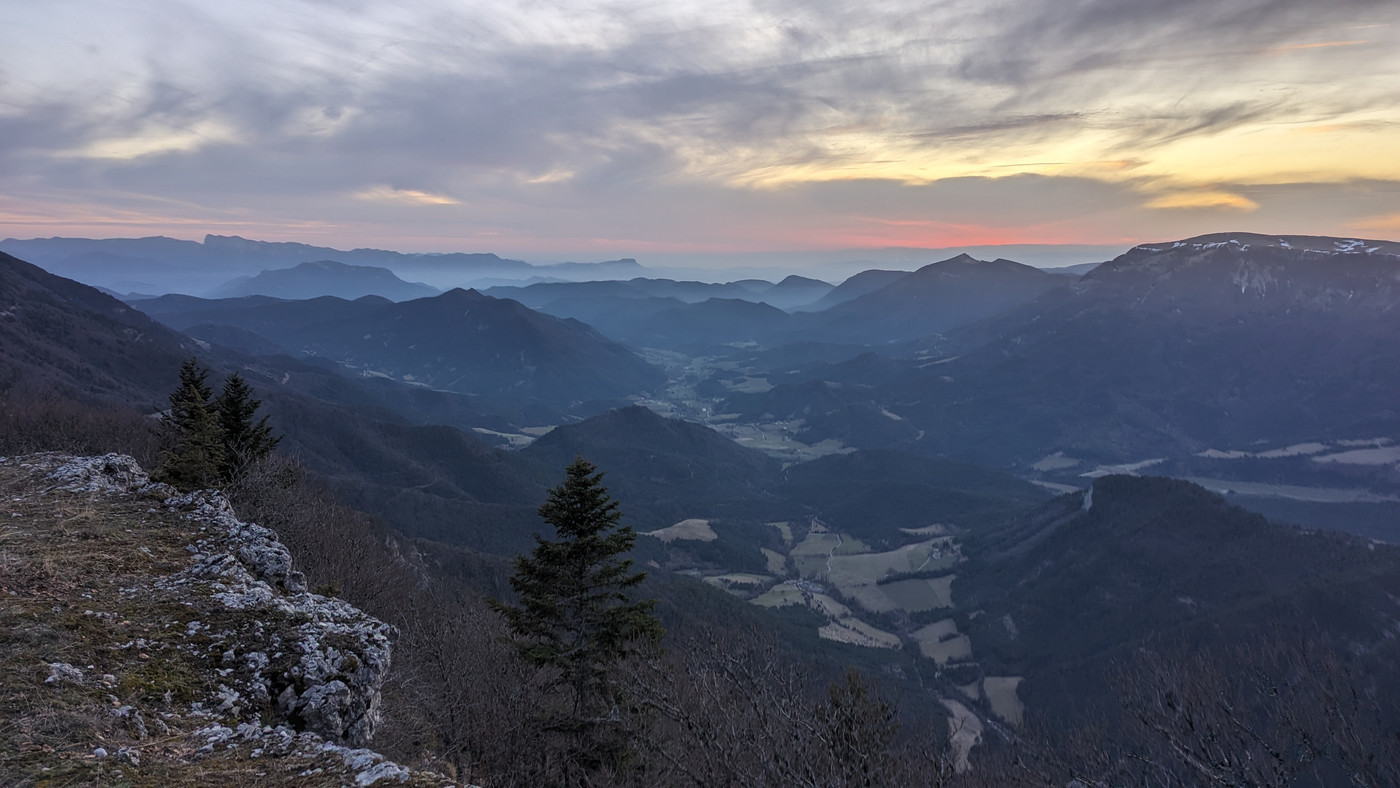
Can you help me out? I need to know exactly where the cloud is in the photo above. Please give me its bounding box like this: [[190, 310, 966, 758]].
[[1144, 190, 1260, 211], [0, 0, 1397, 255], [353, 187, 460, 206]]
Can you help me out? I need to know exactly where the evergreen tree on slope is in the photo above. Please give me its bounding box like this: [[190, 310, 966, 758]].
[[214, 371, 280, 483], [157, 358, 222, 490], [494, 456, 663, 780]]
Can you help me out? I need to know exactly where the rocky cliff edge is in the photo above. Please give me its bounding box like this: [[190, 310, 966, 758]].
[[0, 453, 452, 786]]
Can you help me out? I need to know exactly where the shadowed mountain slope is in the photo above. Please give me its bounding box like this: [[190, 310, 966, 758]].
[[796, 269, 910, 312], [957, 474, 1400, 719], [727, 234, 1400, 467], [0, 251, 200, 405], [521, 405, 788, 527], [808, 254, 1064, 343], [131, 288, 665, 408], [776, 449, 1051, 545]]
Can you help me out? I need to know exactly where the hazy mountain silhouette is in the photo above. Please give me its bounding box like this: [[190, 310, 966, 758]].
[[132, 288, 664, 408], [211, 260, 440, 301], [809, 254, 1065, 343], [796, 269, 910, 311], [0, 234, 649, 295], [754, 275, 834, 310]]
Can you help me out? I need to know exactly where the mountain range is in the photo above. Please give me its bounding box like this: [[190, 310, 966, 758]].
[[128, 288, 664, 410], [210, 260, 440, 301], [724, 234, 1400, 470], [0, 234, 646, 295], [4, 229, 1400, 766]]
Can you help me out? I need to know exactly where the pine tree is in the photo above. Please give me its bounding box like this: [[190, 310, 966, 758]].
[[214, 371, 279, 483], [494, 456, 663, 779], [157, 358, 222, 490]]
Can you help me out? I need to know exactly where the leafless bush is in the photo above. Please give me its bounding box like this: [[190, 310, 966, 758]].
[[633, 627, 956, 787], [0, 389, 160, 466], [980, 633, 1400, 787]]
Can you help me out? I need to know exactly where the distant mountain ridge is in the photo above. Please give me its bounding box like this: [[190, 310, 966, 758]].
[[723, 233, 1400, 472], [130, 287, 665, 409], [211, 260, 440, 301], [809, 254, 1065, 343], [0, 234, 646, 296]]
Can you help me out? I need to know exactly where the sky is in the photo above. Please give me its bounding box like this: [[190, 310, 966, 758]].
[[1, 0, 1398, 265]]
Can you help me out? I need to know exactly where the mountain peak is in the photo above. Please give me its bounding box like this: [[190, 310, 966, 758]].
[[438, 286, 488, 300], [1130, 232, 1400, 258]]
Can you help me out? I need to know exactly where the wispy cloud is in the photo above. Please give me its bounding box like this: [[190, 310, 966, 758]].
[[0, 0, 1397, 253], [353, 187, 461, 206]]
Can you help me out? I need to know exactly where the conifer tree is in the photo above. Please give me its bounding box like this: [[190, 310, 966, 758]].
[[157, 358, 222, 490], [494, 456, 663, 779], [214, 371, 280, 483]]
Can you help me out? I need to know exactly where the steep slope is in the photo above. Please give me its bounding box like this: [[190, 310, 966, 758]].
[[211, 260, 439, 301], [905, 234, 1400, 460], [797, 269, 909, 312], [729, 234, 1400, 470], [521, 405, 787, 527], [957, 475, 1400, 718], [0, 251, 201, 405], [132, 288, 665, 408], [776, 449, 1051, 544], [0, 454, 445, 785], [0, 251, 554, 553], [809, 254, 1064, 343]]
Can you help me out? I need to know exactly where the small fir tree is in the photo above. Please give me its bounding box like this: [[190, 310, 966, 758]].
[[157, 358, 222, 490], [494, 456, 663, 779], [214, 371, 279, 482]]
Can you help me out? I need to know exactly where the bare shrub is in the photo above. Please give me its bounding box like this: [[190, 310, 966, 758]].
[[981, 633, 1400, 787], [633, 627, 955, 787], [0, 389, 160, 466]]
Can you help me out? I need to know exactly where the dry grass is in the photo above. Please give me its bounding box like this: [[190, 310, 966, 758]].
[[760, 547, 787, 574], [0, 461, 451, 787], [879, 575, 956, 612], [982, 676, 1024, 727], [912, 619, 973, 665], [817, 617, 902, 650]]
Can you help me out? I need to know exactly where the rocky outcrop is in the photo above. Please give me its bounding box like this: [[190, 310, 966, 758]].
[[44, 453, 394, 747], [0, 453, 439, 784]]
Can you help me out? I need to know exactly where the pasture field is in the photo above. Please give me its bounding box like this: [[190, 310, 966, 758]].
[[913, 619, 973, 664], [983, 676, 1024, 727], [818, 617, 902, 650], [644, 518, 718, 542], [751, 583, 852, 618], [941, 699, 984, 774], [765, 521, 794, 545], [703, 573, 774, 596], [828, 538, 953, 581], [761, 547, 787, 574], [879, 575, 956, 611]]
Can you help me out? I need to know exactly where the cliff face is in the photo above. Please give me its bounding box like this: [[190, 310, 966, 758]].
[[0, 453, 450, 785]]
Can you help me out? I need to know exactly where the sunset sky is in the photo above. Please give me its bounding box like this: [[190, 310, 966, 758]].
[[1, 0, 1397, 264]]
